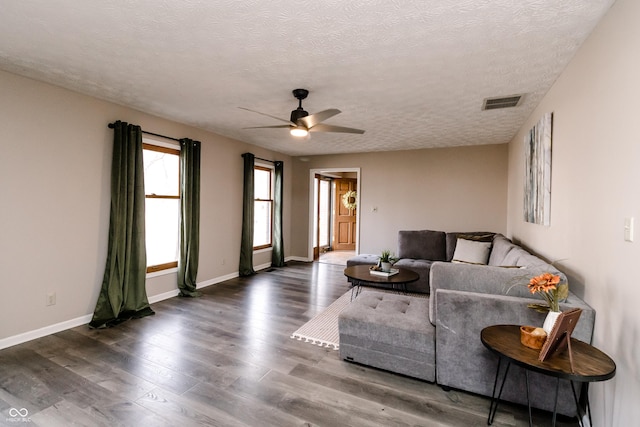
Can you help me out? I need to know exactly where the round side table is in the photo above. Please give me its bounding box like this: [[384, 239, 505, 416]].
[[481, 324, 615, 426]]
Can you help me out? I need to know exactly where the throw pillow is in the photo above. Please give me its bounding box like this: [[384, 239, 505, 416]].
[[451, 259, 485, 265], [456, 233, 494, 242], [445, 232, 495, 261], [452, 238, 492, 265]]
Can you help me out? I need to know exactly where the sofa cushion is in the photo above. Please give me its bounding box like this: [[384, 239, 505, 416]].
[[452, 238, 492, 264], [501, 247, 550, 268], [398, 230, 446, 261], [393, 258, 433, 293], [488, 234, 515, 266], [445, 232, 495, 261], [346, 254, 379, 267]]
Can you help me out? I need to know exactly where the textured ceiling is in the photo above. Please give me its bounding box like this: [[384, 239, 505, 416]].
[[0, 0, 615, 156]]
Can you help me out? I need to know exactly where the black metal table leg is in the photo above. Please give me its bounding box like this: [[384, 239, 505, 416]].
[[488, 357, 503, 424], [586, 387, 593, 427], [524, 370, 533, 427], [570, 381, 592, 427], [352, 284, 362, 300], [551, 376, 560, 427], [488, 357, 511, 425], [570, 381, 582, 426], [350, 279, 364, 301]]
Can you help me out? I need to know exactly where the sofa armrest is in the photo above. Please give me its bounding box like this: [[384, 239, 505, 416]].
[[435, 289, 594, 343], [428, 261, 566, 324], [435, 289, 594, 416]]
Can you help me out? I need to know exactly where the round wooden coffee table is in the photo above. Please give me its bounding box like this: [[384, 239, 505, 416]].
[[344, 265, 419, 299]]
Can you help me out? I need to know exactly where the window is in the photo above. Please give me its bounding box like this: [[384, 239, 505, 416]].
[[253, 165, 273, 250], [143, 143, 180, 272]]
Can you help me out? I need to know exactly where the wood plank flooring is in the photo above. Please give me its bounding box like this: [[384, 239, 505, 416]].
[[0, 261, 579, 426]]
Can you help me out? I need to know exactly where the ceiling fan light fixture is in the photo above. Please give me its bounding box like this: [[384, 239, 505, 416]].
[[290, 126, 308, 137], [240, 88, 365, 136]]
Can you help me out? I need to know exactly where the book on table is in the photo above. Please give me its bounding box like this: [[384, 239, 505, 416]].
[[538, 308, 583, 369], [370, 268, 399, 277]]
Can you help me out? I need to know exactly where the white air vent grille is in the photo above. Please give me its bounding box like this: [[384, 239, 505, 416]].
[[482, 95, 523, 110]]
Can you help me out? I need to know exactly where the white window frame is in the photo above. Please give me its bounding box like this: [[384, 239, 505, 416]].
[[253, 163, 274, 251], [142, 138, 181, 275]]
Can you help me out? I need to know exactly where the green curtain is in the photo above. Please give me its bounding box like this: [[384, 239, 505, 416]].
[[90, 121, 154, 328], [239, 152, 256, 276], [271, 161, 285, 267], [178, 138, 201, 297]]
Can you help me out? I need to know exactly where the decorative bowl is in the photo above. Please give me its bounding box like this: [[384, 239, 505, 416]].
[[520, 325, 547, 350]]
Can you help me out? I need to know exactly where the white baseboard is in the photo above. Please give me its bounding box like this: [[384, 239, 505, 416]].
[[197, 272, 239, 289], [286, 256, 312, 262], [147, 289, 180, 304], [0, 314, 93, 350], [255, 262, 271, 271], [1, 270, 239, 350], [0, 260, 309, 351]]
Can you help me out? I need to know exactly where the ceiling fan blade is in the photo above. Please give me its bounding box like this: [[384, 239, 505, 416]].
[[298, 109, 341, 128], [309, 123, 365, 134], [238, 107, 295, 125], [243, 125, 292, 129]]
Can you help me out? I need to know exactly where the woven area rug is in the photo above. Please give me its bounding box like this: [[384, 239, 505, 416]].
[[290, 289, 427, 350], [290, 290, 351, 350]]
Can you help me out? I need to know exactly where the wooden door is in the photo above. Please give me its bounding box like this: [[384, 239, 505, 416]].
[[333, 178, 357, 250]]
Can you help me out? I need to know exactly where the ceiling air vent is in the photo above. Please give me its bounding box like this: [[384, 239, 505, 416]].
[[482, 95, 523, 110]]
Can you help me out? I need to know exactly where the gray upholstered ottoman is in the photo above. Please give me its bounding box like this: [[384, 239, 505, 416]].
[[338, 290, 435, 382], [345, 254, 379, 267]]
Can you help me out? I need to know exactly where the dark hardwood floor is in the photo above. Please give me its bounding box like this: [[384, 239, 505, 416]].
[[0, 262, 579, 426]]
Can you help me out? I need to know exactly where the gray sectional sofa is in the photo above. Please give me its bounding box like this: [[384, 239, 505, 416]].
[[346, 230, 495, 293], [339, 230, 595, 417]]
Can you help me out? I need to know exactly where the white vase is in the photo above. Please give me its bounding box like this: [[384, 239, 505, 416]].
[[381, 262, 392, 272], [543, 310, 561, 335]]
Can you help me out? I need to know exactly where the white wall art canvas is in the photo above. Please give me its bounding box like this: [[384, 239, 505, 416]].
[[524, 112, 553, 226]]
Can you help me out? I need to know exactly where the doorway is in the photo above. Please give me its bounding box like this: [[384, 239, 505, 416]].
[[333, 178, 357, 251], [313, 174, 332, 260], [309, 168, 360, 264]]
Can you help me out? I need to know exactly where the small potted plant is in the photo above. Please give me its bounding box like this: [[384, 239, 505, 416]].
[[379, 250, 398, 272]]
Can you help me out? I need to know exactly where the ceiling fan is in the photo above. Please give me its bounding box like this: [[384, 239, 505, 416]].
[[239, 89, 365, 137]]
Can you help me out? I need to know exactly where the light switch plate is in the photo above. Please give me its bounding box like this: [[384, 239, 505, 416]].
[[624, 217, 634, 242]]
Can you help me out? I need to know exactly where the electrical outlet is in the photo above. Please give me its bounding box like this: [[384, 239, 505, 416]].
[[46, 292, 56, 306]]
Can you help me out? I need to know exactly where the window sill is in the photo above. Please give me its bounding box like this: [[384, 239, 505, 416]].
[[254, 247, 273, 255], [147, 267, 178, 279]]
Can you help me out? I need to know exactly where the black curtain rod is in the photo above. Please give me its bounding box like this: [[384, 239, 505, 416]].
[[107, 124, 278, 164], [107, 122, 181, 142], [256, 157, 275, 164], [241, 154, 275, 164]]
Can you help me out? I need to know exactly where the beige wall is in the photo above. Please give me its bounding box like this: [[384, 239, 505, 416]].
[[506, 0, 639, 424], [291, 144, 508, 257], [0, 70, 291, 343]]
